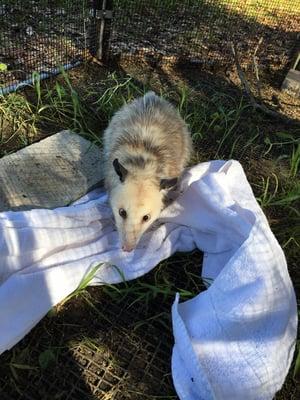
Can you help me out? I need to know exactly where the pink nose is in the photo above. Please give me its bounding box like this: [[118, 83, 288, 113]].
[[122, 244, 134, 252]]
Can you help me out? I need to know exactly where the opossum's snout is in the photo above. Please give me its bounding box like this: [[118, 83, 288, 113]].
[[119, 220, 153, 252], [121, 234, 139, 252], [120, 225, 140, 252], [122, 243, 134, 252]]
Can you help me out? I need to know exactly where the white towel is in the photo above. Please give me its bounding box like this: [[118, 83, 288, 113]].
[[0, 160, 297, 399]]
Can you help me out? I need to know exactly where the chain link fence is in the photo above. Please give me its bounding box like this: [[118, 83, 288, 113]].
[[0, 0, 299, 93]]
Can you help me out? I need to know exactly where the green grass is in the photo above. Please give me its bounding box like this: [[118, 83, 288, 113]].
[[58, 262, 105, 307], [0, 64, 299, 398], [117, 0, 300, 14], [115, 0, 299, 25], [224, 0, 300, 13]]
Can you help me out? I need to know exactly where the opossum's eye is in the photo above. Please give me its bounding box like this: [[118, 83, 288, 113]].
[[119, 208, 127, 219], [142, 214, 151, 223]]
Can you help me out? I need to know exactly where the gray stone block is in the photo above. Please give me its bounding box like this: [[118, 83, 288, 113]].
[[0, 130, 104, 212], [281, 69, 300, 97]]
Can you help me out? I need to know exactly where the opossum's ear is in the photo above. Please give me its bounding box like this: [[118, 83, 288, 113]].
[[113, 158, 128, 182], [160, 177, 178, 190]]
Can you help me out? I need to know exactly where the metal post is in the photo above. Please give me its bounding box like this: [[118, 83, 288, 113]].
[[93, 0, 113, 61]]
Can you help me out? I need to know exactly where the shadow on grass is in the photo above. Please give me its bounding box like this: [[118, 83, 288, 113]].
[[109, 0, 299, 87]]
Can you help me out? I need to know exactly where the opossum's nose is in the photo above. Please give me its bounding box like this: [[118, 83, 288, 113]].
[[122, 244, 134, 252]]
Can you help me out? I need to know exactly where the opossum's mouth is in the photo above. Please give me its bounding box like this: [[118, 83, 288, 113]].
[[122, 244, 134, 252], [120, 236, 141, 252]]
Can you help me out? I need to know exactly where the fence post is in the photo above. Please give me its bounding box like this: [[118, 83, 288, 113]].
[[92, 0, 113, 62]]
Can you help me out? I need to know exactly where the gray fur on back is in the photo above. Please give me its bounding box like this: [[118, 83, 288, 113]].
[[103, 91, 192, 191]]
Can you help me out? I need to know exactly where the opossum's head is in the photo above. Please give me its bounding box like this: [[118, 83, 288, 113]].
[[110, 159, 177, 252]]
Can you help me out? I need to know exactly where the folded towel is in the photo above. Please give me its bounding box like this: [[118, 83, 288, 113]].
[[0, 160, 297, 399]]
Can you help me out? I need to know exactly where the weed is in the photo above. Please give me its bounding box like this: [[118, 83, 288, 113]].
[[60, 262, 104, 306], [38, 349, 57, 370], [294, 341, 300, 381], [7, 348, 38, 382], [0, 92, 39, 154], [290, 143, 300, 178], [256, 173, 279, 209]]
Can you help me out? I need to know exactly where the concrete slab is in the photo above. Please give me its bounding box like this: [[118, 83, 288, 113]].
[[281, 69, 300, 97], [0, 130, 104, 212]]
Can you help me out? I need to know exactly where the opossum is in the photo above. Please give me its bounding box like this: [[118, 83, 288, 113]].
[[103, 91, 192, 252]]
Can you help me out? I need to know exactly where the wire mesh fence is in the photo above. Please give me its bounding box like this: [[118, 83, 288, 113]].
[[0, 0, 299, 94], [109, 0, 300, 84], [0, 251, 205, 400], [0, 0, 91, 93]]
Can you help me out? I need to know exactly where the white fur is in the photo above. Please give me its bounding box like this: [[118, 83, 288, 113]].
[[103, 92, 192, 251]]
